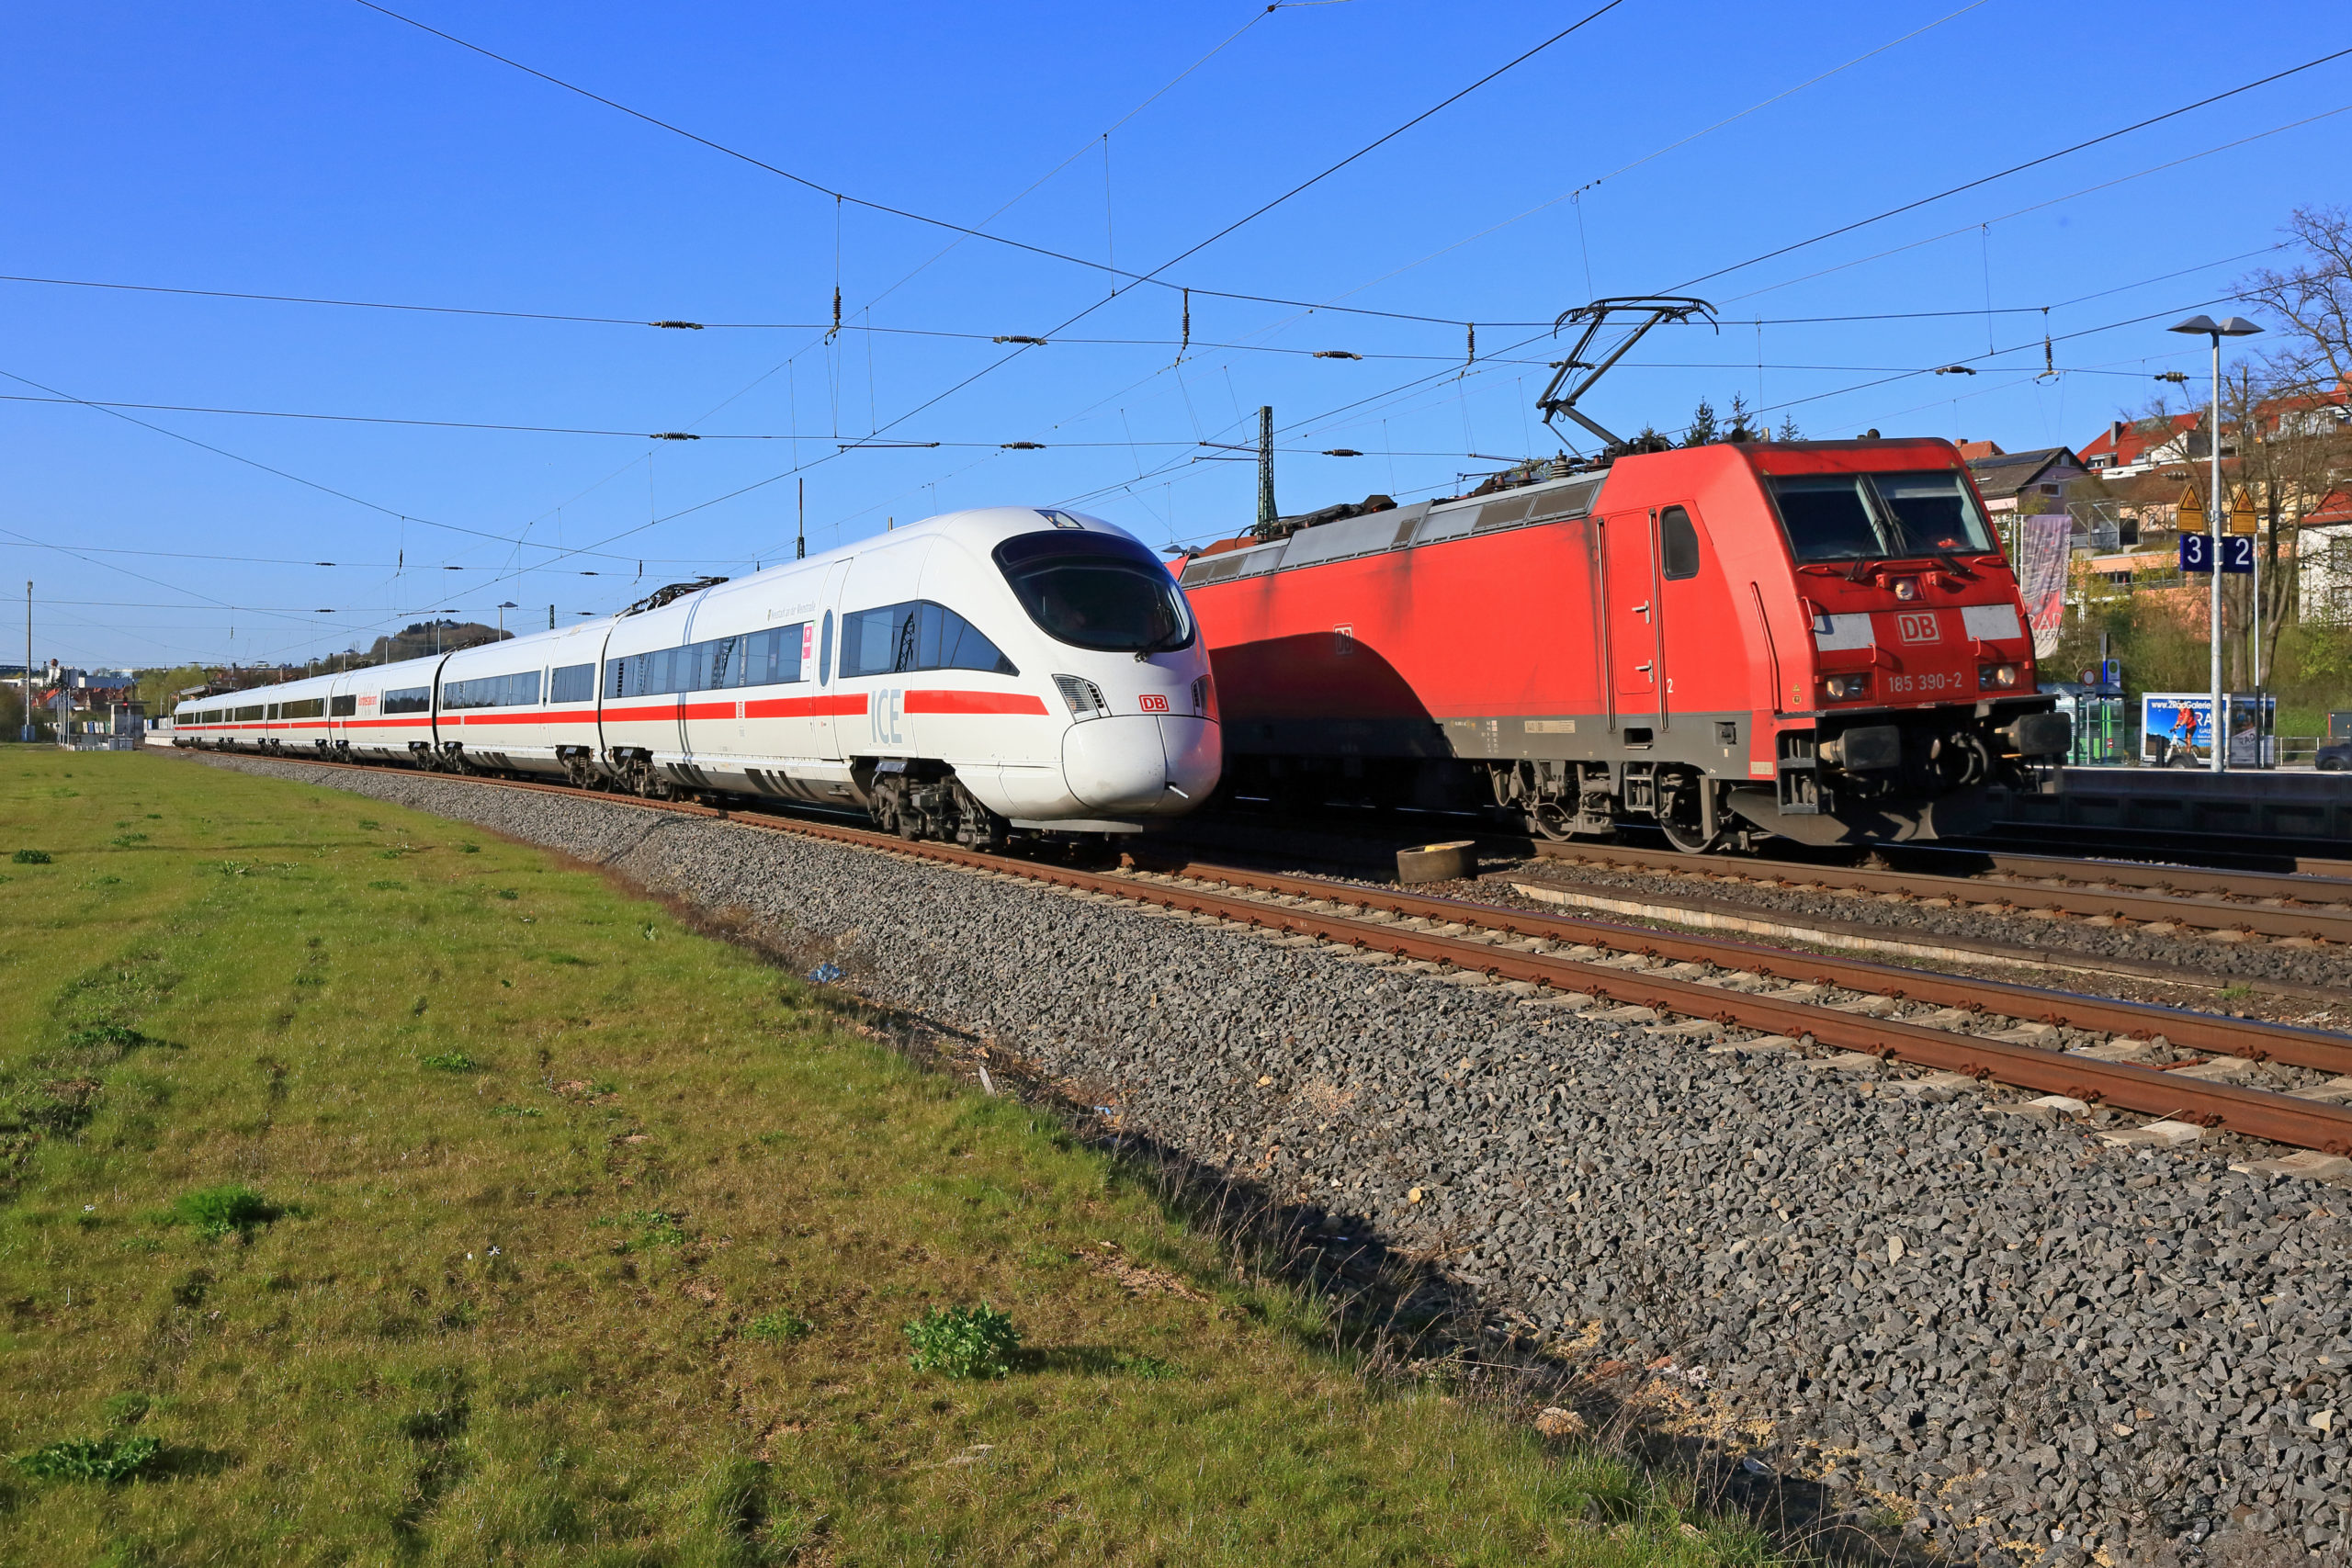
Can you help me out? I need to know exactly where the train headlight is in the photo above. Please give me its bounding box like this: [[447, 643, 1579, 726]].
[[1054, 674, 1109, 719], [1892, 577, 1921, 602], [1824, 673, 1871, 700], [1978, 662, 2020, 690]]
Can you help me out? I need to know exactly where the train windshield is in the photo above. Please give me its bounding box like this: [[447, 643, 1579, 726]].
[[993, 531, 1194, 654], [1768, 470, 1996, 562]]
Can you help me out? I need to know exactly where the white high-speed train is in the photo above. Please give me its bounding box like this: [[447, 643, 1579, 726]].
[[166, 508, 1223, 846]]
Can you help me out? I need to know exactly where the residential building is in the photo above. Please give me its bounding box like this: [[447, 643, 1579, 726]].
[[1966, 446, 2086, 515]]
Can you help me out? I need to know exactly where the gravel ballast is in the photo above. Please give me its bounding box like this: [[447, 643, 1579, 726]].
[[203, 756, 2352, 1563]]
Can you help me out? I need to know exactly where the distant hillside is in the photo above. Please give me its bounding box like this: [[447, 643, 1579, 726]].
[[359, 620, 511, 665]]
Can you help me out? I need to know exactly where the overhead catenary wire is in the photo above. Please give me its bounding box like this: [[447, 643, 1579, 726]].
[[1668, 48, 2352, 292], [345, 0, 1581, 331]]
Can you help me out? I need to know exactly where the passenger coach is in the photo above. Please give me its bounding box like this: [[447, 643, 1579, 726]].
[[1177, 437, 2068, 850], [170, 508, 1221, 846]]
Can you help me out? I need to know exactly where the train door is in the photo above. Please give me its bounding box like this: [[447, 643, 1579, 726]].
[[806, 558, 855, 761], [1602, 511, 1659, 731], [1654, 503, 1707, 731]]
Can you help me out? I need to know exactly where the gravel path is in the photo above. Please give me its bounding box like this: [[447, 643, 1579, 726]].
[[201, 755, 2352, 1565]]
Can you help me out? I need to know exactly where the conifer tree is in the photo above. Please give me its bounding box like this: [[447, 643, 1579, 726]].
[[1682, 399, 1718, 446], [1723, 393, 1760, 444]]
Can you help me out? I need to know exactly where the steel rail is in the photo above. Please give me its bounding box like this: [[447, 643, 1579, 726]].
[[1130, 855, 2352, 1077], [186, 750, 2352, 1154], [1527, 840, 2352, 942]]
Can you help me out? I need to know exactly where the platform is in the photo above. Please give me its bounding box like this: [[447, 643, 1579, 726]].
[[1995, 766, 2352, 842]]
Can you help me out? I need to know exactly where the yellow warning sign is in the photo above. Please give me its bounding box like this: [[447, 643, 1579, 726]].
[[2177, 483, 2209, 533], [2229, 487, 2258, 536]]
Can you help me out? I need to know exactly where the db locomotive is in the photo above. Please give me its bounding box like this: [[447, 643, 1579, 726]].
[[1178, 437, 2068, 850], [169, 508, 1221, 847]]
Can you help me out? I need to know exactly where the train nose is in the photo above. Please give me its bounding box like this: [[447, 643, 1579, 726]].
[[1062, 715, 1219, 815], [1157, 714, 1221, 808]]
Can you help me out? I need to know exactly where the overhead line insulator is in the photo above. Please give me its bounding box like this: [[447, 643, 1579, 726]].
[[649, 320, 706, 330], [994, 335, 1049, 346]]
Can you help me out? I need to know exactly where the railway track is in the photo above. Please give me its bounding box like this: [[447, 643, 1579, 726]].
[[1525, 837, 2352, 945], [197, 750, 2352, 1165]]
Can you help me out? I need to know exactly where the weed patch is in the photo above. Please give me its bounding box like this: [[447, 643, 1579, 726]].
[[744, 1309, 813, 1344], [13, 1433, 161, 1483], [904, 1304, 1022, 1380], [13, 848, 52, 864], [168, 1182, 278, 1239], [420, 1051, 479, 1073]]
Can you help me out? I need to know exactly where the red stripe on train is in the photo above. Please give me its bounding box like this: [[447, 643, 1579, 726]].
[[902, 690, 1050, 716]]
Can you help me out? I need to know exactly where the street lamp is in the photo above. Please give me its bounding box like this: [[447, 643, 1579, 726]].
[[2167, 313, 2262, 773], [497, 601, 517, 637]]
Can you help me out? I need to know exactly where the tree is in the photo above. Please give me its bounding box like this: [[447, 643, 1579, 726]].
[[2231, 209, 2352, 685], [1682, 398, 1718, 447], [1722, 394, 1760, 444], [136, 664, 209, 713], [1777, 414, 1801, 442], [2238, 206, 2352, 398]]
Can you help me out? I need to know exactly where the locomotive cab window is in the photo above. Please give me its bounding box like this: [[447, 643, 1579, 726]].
[[1768, 470, 1996, 563], [993, 530, 1193, 654], [1659, 506, 1702, 581]]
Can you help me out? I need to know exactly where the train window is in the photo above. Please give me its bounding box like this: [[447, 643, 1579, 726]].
[[837, 601, 1017, 679], [266, 704, 280, 721], [1769, 471, 1996, 562], [1871, 471, 1996, 556], [330, 694, 357, 717], [383, 686, 431, 715], [1659, 507, 1702, 581], [234, 705, 266, 722], [1769, 477, 1883, 561], [198, 709, 221, 726], [549, 663, 595, 704], [282, 698, 327, 720], [992, 530, 1193, 654], [442, 671, 542, 710], [819, 612, 833, 687]]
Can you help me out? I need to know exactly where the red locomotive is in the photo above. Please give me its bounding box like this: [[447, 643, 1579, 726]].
[[1178, 436, 2069, 850]]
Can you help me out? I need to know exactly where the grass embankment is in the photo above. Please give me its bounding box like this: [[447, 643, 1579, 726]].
[[0, 750, 1771, 1565]]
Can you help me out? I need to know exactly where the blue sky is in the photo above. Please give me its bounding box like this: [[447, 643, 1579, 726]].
[[7, 1, 2346, 670]]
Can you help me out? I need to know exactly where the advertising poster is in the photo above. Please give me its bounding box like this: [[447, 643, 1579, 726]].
[[2140, 693, 2274, 766]]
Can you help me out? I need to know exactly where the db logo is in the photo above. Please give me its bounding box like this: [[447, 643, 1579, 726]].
[[1138, 694, 1170, 712], [1894, 611, 1940, 645]]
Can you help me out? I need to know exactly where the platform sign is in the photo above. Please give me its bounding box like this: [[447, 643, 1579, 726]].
[[2179, 531, 2215, 573], [2220, 534, 2255, 574]]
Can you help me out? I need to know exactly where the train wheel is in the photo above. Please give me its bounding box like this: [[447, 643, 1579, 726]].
[[1657, 770, 1724, 855], [1527, 800, 1578, 842], [1658, 816, 1724, 855]]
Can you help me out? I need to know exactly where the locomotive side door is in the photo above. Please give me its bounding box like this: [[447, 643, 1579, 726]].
[[1601, 511, 1659, 729]]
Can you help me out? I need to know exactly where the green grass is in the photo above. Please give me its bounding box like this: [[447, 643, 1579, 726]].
[[0, 750, 1777, 1565]]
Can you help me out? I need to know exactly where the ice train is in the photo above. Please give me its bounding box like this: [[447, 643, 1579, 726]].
[[169, 508, 1222, 847]]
